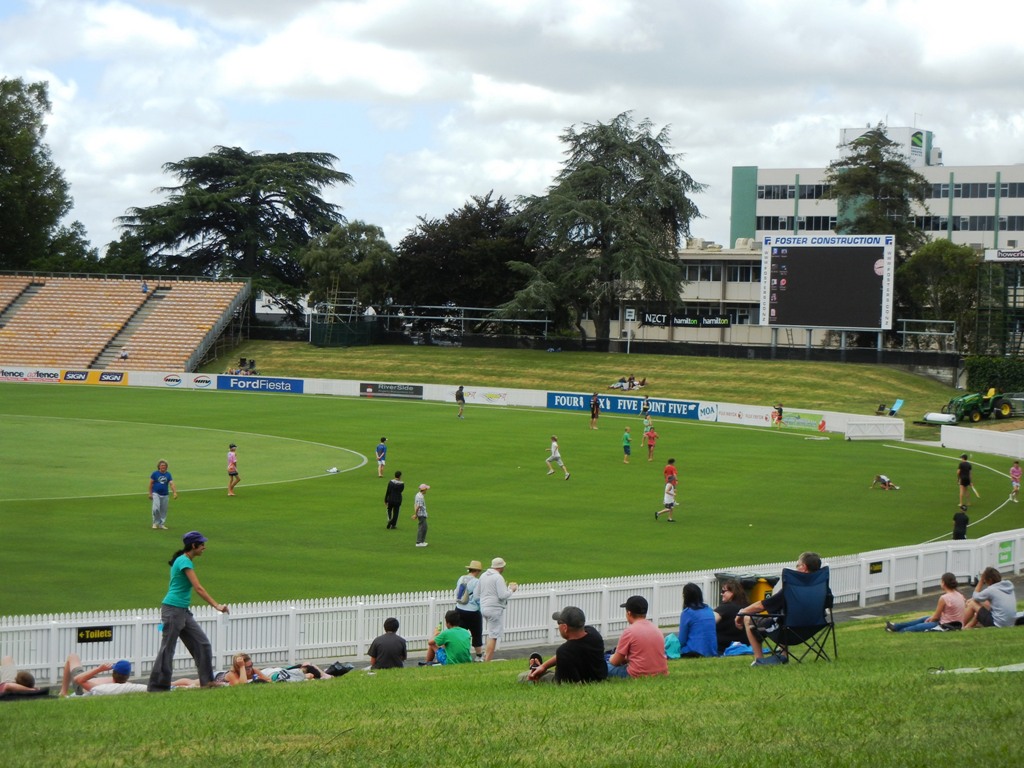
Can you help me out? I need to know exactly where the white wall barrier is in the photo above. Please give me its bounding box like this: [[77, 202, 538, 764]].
[[4, 529, 1020, 685], [940, 425, 1024, 460], [845, 419, 906, 441]]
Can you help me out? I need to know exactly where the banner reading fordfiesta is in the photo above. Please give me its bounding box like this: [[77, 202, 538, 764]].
[[216, 375, 304, 393]]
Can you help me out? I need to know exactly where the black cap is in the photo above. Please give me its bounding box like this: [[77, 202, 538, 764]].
[[620, 595, 648, 615], [551, 606, 586, 628]]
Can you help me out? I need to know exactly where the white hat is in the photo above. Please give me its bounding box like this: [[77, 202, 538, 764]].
[[491, 557, 507, 569], [419, 483, 430, 491]]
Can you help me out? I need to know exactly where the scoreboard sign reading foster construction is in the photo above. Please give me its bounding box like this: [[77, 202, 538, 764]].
[[759, 235, 895, 331]]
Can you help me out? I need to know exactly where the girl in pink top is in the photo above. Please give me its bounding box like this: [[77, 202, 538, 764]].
[[227, 443, 240, 496], [1010, 460, 1021, 502], [886, 572, 966, 632]]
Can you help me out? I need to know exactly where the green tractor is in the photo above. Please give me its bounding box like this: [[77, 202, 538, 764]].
[[942, 388, 1013, 423]]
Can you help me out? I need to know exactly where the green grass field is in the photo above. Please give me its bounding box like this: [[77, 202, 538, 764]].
[[0, 354, 1014, 616], [3, 346, 1023, 768]]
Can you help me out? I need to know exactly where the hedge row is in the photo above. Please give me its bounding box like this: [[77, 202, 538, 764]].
[[965, 356, 1024, 393]]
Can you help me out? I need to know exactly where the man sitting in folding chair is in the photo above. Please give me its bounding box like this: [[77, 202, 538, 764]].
[[735, 551, 836, 667]]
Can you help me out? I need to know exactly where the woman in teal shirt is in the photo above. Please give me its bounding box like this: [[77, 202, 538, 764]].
[[147, 531, 230, 691]]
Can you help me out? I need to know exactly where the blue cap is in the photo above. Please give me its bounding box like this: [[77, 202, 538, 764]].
[[182, 531, 207, 547], [112, 660, 132, 676]]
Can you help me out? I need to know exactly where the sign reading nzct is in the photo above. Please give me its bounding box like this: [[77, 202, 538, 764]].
[[546, 392, 701, 420], [217, 375, 304, 393]]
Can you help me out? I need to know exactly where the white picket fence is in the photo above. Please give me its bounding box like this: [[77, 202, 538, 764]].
[[4, 528, 1021, 685]]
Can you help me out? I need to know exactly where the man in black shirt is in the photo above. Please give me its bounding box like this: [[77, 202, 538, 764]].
[[523, 606, 607, 684], [957, 454, 973, 508], [384, 471, 404, 529]]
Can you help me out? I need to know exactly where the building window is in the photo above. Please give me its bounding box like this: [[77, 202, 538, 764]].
[[681, 262, 722, 282], [726, 262, 761, 282], [726, 305, 752, 324], [757, 184, 792, 200], [798, 184, 830, 199]]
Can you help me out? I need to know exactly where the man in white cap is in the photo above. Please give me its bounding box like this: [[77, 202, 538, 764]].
[[476, 557, 518, 661], [413, 484, 430, 546]]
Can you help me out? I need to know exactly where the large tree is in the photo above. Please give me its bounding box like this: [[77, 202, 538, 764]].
[[506, 112, 704, 349], [825, 123, 932, 344], [298, 220, 397, 309], [0, 77, 90, 271], [392, 192, 535, 307], [896, 239, 980, 352], [118, 146, 353, 317], [825, 122, 929, 258]]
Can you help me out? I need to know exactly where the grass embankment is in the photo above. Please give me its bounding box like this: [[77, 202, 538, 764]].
[[203, 341, 959, 441], [4, 621, 1023, 767]]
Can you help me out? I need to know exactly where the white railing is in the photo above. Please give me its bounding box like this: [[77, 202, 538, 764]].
[[4, 529, 1021, 685]]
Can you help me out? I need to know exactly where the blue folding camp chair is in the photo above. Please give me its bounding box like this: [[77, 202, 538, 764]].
[[887, 399, 904, 417], [757, 566, 837, 663]]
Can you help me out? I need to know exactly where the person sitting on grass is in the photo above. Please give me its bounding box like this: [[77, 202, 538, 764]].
[[421, 610, 473, 665], [606, 596, 668, 679], [520, 606, 607, 684], [963, 567, 1018, 628], [713, 579, 750, 654], [368, 617, 407, 670], [886, 572, 965, 632], [870, 474, 900, 490], [677, 583, 718, 657]]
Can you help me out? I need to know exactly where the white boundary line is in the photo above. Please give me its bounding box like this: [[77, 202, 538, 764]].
[[0, 414, 367, 502], [884, 443, 1011, 542]]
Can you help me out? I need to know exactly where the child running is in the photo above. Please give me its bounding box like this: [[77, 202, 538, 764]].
[[545, 435, 570, 480], [1010, 461, 1021, 502], [654, 474, 678, 522]]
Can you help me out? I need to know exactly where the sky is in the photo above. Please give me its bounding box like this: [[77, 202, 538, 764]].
[[3, 0, 1023, 257]]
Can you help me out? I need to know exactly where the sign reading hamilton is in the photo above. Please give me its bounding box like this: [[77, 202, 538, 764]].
[[641, 312, 730, 328]]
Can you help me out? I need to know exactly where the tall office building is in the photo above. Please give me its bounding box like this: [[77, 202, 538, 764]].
[[730, 125, 1024, 251]]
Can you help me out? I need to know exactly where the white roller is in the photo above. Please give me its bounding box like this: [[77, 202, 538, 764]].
[[923, 412, 957, 424]]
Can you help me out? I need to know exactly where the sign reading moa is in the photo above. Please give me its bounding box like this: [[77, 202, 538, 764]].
[[759, 235, 895, 330]]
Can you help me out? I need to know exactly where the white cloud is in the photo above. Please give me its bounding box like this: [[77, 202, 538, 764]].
[[2, 0, 1023, 254]]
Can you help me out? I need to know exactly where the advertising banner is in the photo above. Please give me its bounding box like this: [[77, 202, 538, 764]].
[[546, 392, 703, 420], [216, 375, 304, 393], [60, 370, 127, 385], [359, 382, 424, 399], [0, 367, 61, 383]]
